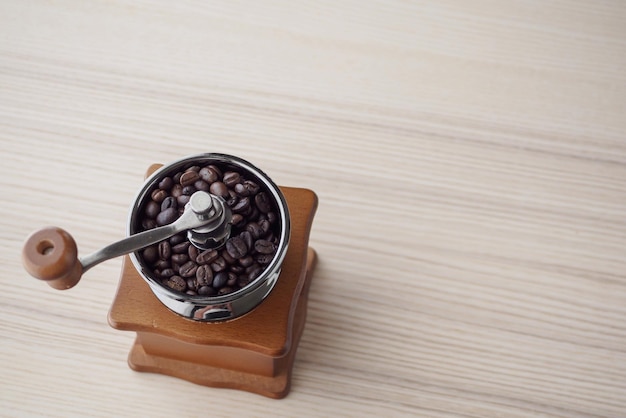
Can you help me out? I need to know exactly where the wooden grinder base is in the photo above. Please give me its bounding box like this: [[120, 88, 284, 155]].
[[108, 166, 318, 399]]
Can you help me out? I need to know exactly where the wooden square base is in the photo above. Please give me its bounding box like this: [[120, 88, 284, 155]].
[[108, 185, 318, 399], [125, 248, 315, 398]]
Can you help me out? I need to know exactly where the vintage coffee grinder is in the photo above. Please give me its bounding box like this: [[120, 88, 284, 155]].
[[22, 153, 318, 398]]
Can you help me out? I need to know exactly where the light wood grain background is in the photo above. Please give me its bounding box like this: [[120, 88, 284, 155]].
[[1, 1, 625, 417]]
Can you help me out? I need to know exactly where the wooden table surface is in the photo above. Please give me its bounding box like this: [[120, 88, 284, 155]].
[[1, 1, 625, 417]]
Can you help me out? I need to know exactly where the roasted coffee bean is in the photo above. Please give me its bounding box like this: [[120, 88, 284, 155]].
[[188, 245, 198, 261], [246, 222, 263, 239], [177, 194, 190, 206], [172, 171, 183, 183], [179, 261, 198, 278], [218, 286, 234, 295], [171, 184, 183, 198], [161, 196, 177, 211], [230, 265, 245, 274], [221, 249, 236, 265], [169, 233, 186, 245], [159, 177, 174, 190], [232, 197, 250, 214], [198, 285, 216, 296], [145, 201, 160, 218], [234, 181, 260, 196], [151, 189, 167, 203], [163, 275, 186, 292], [246, 263, 260, 274], [208, 164, 223, 178], [226, 236, 248, 259], [223, 171, 241, 188], [159, 268, 175, 278], [142, 246, 159, 264], [234, 183, 249, 197], [238, 255, 254, 268], [196, 264, 213, 286], [242, 180, 260, 195], [186, 290, 197, 296], [255, 254, 274, 265], [194, 180, 210, 192], [255, 192, 272, 213], [186, 277, 197, 290], [209, 181, 229, 198], [142, 218, 157, 230], [239, 231, 253, 250], [182, 186, 196, 196], [227, 272, 238, 286], [172, 241, 190, 254], [212, 271, 229, 288], [187, 165, 201, 173], [155, 259, 170, 270], [210, 256, 228, 272], [199, 166, 219, 183], [248, 266, 264, 281], [196, 249, 219, 264], [231, 214, 245, 228], [259, 219, 271, 235], [158, 241, 171, 260], [267, 211, 277, 224], [157, 207, 178, 226], [171, 254, 189, 264], [226, 191, 239, 207], [247, 206, 259, 221], [238, 275, 251, 288], [255, 239, 275, 254]]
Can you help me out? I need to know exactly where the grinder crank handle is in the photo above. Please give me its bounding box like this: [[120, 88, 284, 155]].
[[22, 191, 223, 290]]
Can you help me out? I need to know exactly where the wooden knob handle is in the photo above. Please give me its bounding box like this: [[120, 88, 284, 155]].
[[22, 227, 83, 290]]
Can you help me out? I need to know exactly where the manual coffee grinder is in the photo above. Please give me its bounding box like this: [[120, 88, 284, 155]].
[[22, 153, 318, 398]]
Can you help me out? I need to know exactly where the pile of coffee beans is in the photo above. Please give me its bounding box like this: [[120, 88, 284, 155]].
[[137, 162, 280, 297]]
